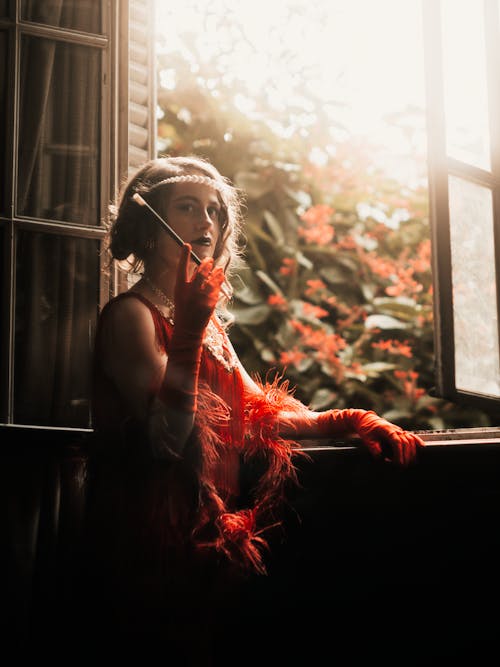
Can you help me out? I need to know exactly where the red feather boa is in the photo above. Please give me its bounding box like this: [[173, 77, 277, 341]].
[[192, 370, 310, 575]]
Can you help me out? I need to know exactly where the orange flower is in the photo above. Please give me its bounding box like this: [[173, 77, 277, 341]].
[[299, 204, 335, 245], [280, 347, 308, 368], [337, 305, 366, 329], [279, 257, 297, 276], [409, 239, 431, 274], [268, 294, 288, 311], [302, 302, 329, 319], [372, 339, 413, 358], [393, 369, 425, 404], [298, 225, 335, 245], [335, 235, 357, 250], [300, 204, 334, 226], [304, 279, 327, 297]]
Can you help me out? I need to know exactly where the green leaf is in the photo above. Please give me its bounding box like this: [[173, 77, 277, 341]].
[[364, 314, 408, 330], [233, 171, 274, 199], [381, 409, 415, 422], [333, 254, 360, 273], [294, 250, 313, 269], [319, 266, 350, 285], [231, 303, 272, 325], [234, 284, 264, 305], [361, 282, 378, 301], [282, 186, 312, 208], [260, 347, 277, 363], [362, 362, 397, 373], [255, 270, 283, 294], [373, 297, 421, 320], [309, 388, 337, 411], [263, 210, 285, 246]]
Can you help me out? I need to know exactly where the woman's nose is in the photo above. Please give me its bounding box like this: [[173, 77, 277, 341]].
[[197, 209, 214, 229]]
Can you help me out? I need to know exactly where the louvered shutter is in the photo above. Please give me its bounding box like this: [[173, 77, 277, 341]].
[[128, 0, 156, 173]]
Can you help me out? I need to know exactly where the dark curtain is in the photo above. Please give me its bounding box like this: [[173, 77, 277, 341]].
[[15, 3, 101, 427]]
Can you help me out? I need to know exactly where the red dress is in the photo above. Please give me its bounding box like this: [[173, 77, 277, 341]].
[[88, 291, 307, 607]]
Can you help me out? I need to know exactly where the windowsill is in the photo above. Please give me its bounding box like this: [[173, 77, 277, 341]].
[[300, 426, 500, 451], [2, 424, 500, 450]]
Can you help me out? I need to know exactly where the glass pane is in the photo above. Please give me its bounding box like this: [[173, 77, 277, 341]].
[[448, 175, 500, 396], [21, 0, 102, 34], [14, 230, 100, 427], [0, 1, 8, 17], [0, 31, 6, 213], [0, 224, 5, 418], [18, 36, 101, 225], [441, 0, 490, 170]]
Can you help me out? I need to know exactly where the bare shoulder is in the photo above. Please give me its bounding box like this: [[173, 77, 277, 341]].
[[100, 293, 156, 340]]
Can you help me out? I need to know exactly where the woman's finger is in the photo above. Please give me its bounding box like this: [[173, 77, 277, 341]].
[[177, 242, 191, 284], [192, 257, 214, 284]]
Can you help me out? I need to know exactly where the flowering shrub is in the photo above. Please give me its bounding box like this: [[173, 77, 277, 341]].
[[156, 48, 493, 430], [224, 155, 492, 430]]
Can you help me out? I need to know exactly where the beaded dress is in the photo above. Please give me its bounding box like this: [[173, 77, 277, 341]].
[[84, 291, 307, 635]]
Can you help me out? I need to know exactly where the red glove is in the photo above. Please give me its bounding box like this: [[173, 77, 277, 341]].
[[317, 408, 425, 467], [159, 243, 225, 413]]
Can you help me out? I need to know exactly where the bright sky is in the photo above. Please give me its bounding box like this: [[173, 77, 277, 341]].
[[155, 0, 427, 182]]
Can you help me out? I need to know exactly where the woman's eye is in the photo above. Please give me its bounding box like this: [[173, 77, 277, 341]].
[[179, 204, 195, 213], [208, 207, 219, 220]]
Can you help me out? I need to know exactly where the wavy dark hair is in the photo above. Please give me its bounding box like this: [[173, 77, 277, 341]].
[[107, 155, 246, 306]]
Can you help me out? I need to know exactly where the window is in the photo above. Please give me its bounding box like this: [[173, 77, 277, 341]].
[[4, 0, 499, 432], [0, 0, 155, 428], [423, 0, 500, 414]]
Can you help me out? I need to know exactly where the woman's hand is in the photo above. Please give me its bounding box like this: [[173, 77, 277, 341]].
[[349, 410, 425, 466], [173, 243, 225, 338], [159, 244, 225, 415], [317, 408, 425, 467]]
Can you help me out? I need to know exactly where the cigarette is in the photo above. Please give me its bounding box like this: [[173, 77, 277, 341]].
[[132, 193, 232, 300]]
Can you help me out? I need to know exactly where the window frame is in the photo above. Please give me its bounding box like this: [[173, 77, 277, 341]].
[[0, 2, 115, 426], [422, 0, 500, 415], [0, 0, 156, 429]]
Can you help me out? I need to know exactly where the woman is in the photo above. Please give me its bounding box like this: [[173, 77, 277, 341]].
[[85, 155, 424, 655]]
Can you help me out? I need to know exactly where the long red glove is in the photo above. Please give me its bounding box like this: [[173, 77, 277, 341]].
[[159, 243, 225, 413], [316, 408, 425, 466]]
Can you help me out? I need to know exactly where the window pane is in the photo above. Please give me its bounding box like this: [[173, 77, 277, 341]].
[[0, 224, 5, 416], [0, 31, 6, 214], [18, 36, 101, 225], [0, 1, 7, 17], [441, 0, 490, 170], [21, 0, 102, 34], [14, 230, 100, 427], [448, 175, 500, 396]]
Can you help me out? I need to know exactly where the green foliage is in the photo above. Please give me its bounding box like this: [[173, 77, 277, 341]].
[[156, 46, 494, 430]]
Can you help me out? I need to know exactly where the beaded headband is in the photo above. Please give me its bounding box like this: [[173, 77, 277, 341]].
[[146, 174, 229, 194]]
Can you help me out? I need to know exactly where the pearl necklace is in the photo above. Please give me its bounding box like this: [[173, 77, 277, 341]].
[[142, 274, 175, 310], [142, 275, 235, 372]]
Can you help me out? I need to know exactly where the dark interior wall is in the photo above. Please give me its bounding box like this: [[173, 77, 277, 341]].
[[3, 427, 500, 664], [259, 443, 500, 663]]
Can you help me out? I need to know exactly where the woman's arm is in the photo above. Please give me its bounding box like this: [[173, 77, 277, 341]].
[[97, 295, 195, 458], [229, 341, 424, 466]]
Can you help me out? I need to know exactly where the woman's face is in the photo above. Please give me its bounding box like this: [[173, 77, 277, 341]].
[[156, 181, 223, 269]]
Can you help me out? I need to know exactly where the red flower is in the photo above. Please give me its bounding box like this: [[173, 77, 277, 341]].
[[304, 279, 327, 297], [279, 257, 297, 276], [302, 302, 329, 319], [372, 339, 413, 358], [268, 294, 288, 311], [299, 204, 335, 245], [280, 347, 307, 368]]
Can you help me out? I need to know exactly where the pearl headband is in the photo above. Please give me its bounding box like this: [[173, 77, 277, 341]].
[[146, 174, 229, 194]]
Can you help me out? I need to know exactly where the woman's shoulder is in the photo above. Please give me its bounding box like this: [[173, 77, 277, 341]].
[[98, 291, 172, 350], [101, 291, 156, 320], [98, 291, 169, 337]]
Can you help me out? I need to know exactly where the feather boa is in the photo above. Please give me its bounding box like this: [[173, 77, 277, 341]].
[[192, 372, 309, 575]]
